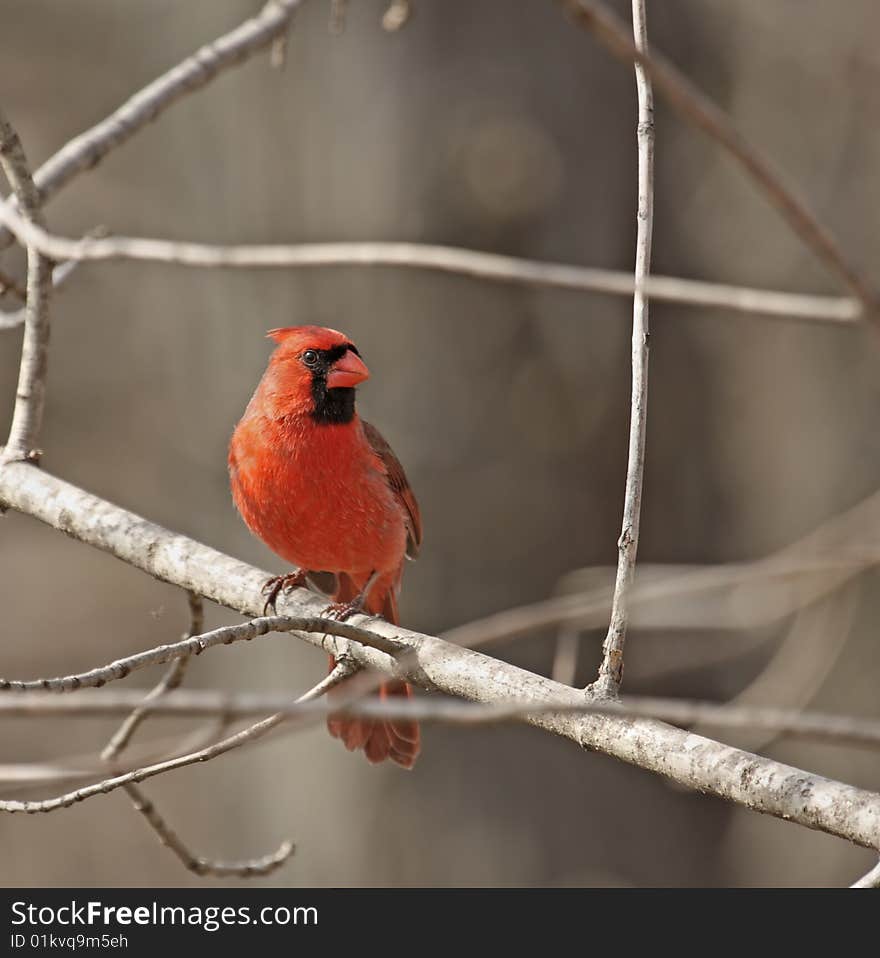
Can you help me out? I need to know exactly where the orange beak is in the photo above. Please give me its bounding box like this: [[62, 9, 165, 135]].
[[327, 350, 370, 389]]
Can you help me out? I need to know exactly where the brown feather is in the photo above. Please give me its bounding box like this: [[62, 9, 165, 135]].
[[361, 420, 423, 559]]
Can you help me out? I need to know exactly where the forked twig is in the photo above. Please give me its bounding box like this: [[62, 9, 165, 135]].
[[1, 664, 353, 816], [101, 591, 293, 879]]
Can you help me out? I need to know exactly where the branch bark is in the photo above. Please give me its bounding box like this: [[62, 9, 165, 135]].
[[1, 460, 880, 850]]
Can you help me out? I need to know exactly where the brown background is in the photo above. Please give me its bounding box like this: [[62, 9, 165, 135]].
[[2, 0, 879, 887]]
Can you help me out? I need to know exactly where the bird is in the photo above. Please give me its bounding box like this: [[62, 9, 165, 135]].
[[228, 325, 422, 769]]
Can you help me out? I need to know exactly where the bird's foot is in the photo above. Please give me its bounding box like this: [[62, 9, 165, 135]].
[[323, 595, 367, 622], [261, 570, 308, 615]]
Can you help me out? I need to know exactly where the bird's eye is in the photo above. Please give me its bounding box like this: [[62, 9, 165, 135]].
[[302, 350, 319, 367]]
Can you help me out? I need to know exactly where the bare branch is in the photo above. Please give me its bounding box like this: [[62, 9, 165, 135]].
[[0, 109, 53, 464], [0, 665, 353, 815], [98, 590, 294, 878], [560, 0, 880, 321], [122, 783, 293, 878], [1, 462, 880, 849], [0, 723, 242, 796], [8, 688, 880, 753], [592, 0, 654, 697], [0, 612, 396, 693], [444, 510, 880, 649], [0, 0, 304, 251], [0, 210, 860, 323]]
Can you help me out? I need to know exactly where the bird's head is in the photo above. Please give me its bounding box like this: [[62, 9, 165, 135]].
[[263, 325, 370, 424]]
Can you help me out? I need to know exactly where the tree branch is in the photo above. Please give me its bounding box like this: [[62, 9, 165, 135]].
[[1, 460, 880, 849], [100, 587, 294, 880], [592, 0, 654, 697], [121, 783, 293, 878], [0, 612, 398, 693], [560, 0, 880, 322], [98, 590, 294, 879], [0, 0, 303, 251], [0, 665, 353, 815], [0, 208, 861, 324], [8, 688, 880, 752], [0, 109, 53, 464]]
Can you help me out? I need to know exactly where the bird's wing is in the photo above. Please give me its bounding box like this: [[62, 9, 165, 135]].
[[362, 419, 423, 559]]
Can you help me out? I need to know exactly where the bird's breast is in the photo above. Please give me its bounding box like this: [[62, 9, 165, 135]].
[[229, 415, 406, 575]]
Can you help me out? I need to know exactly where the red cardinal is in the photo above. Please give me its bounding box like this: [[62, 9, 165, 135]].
[[228, 326, 421, 769]]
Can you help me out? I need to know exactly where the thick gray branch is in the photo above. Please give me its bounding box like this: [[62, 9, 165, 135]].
[[1, 461, 880, 848]]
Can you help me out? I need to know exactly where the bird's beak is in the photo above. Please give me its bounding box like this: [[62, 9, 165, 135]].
[[327, 351, 370, 389]]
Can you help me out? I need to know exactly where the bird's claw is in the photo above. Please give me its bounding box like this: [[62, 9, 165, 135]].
[[261, 570, 308, 615], [323, 599, 365, 622]]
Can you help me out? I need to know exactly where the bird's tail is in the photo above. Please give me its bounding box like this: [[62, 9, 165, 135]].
[[326, 572, 421, 769]]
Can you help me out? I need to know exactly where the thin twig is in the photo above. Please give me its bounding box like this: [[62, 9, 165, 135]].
[[0, 613, 399, 694], [2, 462, 880, 849], [0, 0, 305, 252], [0, 210, 860, 323], [7, 688, 880, 752], [101, 590, 293, 878], [592, 0, 654, 697], [0, 665, 353, 815], [444, 549, 878, 651], [101, 591, 204, 761], [561, 0, 880, 321], [851, 859, 880, 889], [0, 109, 52, 465], [0, 722, 242, 797], [121, 783, 293, 877]]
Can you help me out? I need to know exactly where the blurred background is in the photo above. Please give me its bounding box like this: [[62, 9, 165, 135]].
[[2, 0, 879, 887]]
